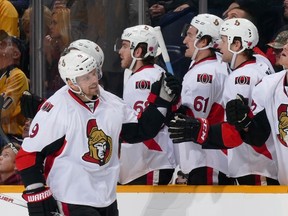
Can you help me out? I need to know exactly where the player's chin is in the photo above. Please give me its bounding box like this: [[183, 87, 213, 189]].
[[184, 51, 191, 58]]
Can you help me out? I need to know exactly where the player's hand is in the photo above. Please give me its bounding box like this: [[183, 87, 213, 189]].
[[226, 94, 252, 130], [168, 113, 209, 144], [163, 72, 182, 104], [148, 73, 181, 108], [20, 91, 45, 119], [22, 186, 60, 216]]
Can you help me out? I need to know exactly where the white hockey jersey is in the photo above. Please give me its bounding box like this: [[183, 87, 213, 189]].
[[119, 65, 176, 184], [251, 70, 288, 184], [223, 59, 277, 179], [20, 85, 148, 207], [174, 56, 229, 175]]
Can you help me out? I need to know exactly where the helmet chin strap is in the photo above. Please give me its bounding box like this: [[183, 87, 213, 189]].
[[191, 39, 212, 61], [128, 49, 150, 71], [228, 46, 245, 70], [69, 84, 99, 102]]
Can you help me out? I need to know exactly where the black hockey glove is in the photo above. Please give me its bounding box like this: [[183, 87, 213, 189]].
[[148, 72, 182, 108], [226, 94, 252, 130], [22, 186, 60, 216], [168, 113, 209, 144], [20, 91, 45, 119], [163, 72, 182, 104]]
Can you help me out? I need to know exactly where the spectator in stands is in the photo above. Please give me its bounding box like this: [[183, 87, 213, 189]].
[[20, 5, 52, 79], [0, 30, 29, 146], [147, 0, 194, 26], [0, 0, 20, 37], [266, 30, 288, 72], [222, 0, 283, 53], [10, 0, 29, 18], [0, 143, 22, 185], [44, 6, 72, 97]]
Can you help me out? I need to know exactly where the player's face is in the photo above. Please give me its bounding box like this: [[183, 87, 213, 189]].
[[224, 8, 248, 20], [0, 38, 17, 69], [273, 48, 283, 66], [218, 36, 232, 63], [279, 43, 288, 68], [183, 26, 199, 58], [118, 40, 133, 69], [50, 14, 60, 38], [76, 69, 99, 99], [0, 148, 16, 174]]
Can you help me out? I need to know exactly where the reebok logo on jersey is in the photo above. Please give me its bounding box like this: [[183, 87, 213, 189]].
[[41, 101, 54, 112], [235, 76, 250, 85], [135, 80, 151, 90], [197, 74, 212, 84]]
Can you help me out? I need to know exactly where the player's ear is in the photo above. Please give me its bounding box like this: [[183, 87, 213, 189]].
[[67, 79, 80, 92], [134, 46, 143, 58]]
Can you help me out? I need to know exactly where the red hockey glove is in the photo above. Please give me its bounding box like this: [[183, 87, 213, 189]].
[[168, 113, 209, 144], [22, 187, 60, 216], [226, 94, 253, 130]]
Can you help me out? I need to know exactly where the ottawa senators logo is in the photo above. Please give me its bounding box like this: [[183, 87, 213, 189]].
[[235, 76, 250, 85], [82, 119, 112, 166], [197, 73, 212, 84], [277, 104, 288, 147], [135, 80, 151, 90]]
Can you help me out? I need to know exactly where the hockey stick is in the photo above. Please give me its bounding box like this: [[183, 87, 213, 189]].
[[0, 193, 27, 208], [154, 26, 174, 75], [0, 95, 18, 154]]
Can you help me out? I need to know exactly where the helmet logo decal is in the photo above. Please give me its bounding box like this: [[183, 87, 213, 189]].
[[234, 20, 240, 26], [82, 119, 112, 166], [144, 25, 149, 30], [95, 46, 100, 52], [213, 19, 219, 26], [62, 59, 66, 67]]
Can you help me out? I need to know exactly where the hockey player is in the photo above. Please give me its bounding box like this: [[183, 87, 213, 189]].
[[174, 13, 232, 185], [117, 24, 180, 185], [170, 18, 278, 185], [15, 48, 181, 216], [222, 41, 288, 185]]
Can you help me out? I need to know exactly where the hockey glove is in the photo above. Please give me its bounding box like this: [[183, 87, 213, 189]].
[[22, 186, 60, 216], [148, 72, 182, 108], [20, 91, 45, 119], [168, 113, 209, 144], [226, 94, 252, 130]]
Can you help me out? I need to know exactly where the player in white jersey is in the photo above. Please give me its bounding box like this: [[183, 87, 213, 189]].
[[116, 24, 180, 185], [174, 13, 233, 185], [223, 53, 288, 184], [15, 48, 181, 216], [169, 18, 278, 185], [218, 18, 277, 185]]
